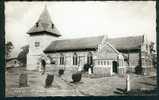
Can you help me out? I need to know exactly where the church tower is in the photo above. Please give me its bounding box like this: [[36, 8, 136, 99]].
[[26, 6, 61, 70]]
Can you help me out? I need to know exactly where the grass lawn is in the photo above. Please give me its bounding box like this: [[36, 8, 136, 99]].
[[5, 65, 157, 96]]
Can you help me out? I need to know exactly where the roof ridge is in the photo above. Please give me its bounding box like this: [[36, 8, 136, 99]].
[[54, 35, 104, 41], [109, 35, 144, 39]]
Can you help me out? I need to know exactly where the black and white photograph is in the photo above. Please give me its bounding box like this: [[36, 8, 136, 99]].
[[5, 1, 157, 96]]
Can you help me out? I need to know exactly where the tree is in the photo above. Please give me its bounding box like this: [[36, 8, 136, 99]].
[[149, 42, 155, 53], [149, 42, 157, 68], [5, 41, 14, 59], [17, 45, 29, 66]]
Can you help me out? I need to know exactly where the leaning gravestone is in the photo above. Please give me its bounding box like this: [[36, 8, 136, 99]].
[[19, 73, 28, 87], [45, 74, 54, 88]]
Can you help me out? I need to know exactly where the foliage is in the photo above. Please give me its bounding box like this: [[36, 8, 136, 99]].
[[135, 65, 143, 74], [17, 45, 29, 65], [149, 42, 155, 53], [72, 71, 82, 82], [5, 41, 14, 59], [83, 63, 94, 72], [58, 69, 64, 76]]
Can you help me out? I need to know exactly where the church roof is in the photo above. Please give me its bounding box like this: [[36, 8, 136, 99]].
[[108, 35, 144, 50], [44, 35, 104, 53], [27, 7, 61, 37], [44, 35, 144, 53]]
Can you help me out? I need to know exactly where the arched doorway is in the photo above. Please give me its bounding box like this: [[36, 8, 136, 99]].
[[112, 61, 118, 73]]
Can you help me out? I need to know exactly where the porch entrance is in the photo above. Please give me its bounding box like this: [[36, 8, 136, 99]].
[[112, 61, 118, 73]]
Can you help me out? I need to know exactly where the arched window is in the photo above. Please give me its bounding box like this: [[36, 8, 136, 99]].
[[101, 61, 103, 65], [60, 53, 64, 65], [36, 22, 39, 27], [104, 61, 106, 65], [98, 60, 100, 65], [52, 24, 54, 29], [73, 52, 78, 65], [87, 52, 93, 65]]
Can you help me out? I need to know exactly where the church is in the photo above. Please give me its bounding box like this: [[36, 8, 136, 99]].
[[26, 7, 152, 76]]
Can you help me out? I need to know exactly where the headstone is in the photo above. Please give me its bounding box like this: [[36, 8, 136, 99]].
[[45, 74, 54, 88], [19, 73, 28, 87], [88, 68, 92, 74], [126, 74, 130, 92]]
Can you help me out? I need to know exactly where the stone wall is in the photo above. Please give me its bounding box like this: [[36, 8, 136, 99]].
[[93, 66, 112, 77], [27, 34, 59, 70], [46, 51, 96, 66]]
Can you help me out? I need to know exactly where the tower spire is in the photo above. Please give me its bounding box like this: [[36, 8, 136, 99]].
[[27, 6, 61, 37]]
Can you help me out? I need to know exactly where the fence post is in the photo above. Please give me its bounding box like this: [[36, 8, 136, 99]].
[[126, 74, 130, 92]]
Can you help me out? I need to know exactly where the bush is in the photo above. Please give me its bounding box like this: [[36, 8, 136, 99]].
[[83, 63, 90, 72], [45, 74, 54, 88], [58, 69, 64, 76], [135, 65, 143, 74], [72, 71, 82, 82]]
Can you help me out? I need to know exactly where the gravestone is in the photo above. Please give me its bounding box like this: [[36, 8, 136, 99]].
[[126, 74, 130, 92], [19, 73, 28, 87], [45, 74, 54, 88], [88, 68, 92, 74]]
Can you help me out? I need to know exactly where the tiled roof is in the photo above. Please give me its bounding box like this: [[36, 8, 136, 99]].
[[44, 35, 144, 53], [108, 35, 144, 50], [27, 7, 61, 37], [44, 35, 104, 52]]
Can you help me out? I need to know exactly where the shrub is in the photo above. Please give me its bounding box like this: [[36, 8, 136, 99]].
[[83, 63, 90, 72], [58, 69, 64, 76], [72, 71, 82, 82], [135, 65, 143, 74], [45, 74, 54, 88]]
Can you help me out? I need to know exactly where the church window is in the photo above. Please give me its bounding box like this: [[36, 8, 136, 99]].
[[35, 42, 40, 47], [52, 24, 54, 29], [60, 53, 64, 65], [101, 61, 103, 65], [104, 61, 106, 65], [98, 60, 100, 65], [36, 22, 39, 27], [73, 53, 78, 65], [107, 61, 109, 65], [87, 52, 93, 65]]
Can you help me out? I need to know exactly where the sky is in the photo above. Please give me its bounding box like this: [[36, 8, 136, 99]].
[[5, 1, 156, 55]]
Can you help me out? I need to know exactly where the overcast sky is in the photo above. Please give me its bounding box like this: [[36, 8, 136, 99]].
[[5, 1, 156, 53]]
